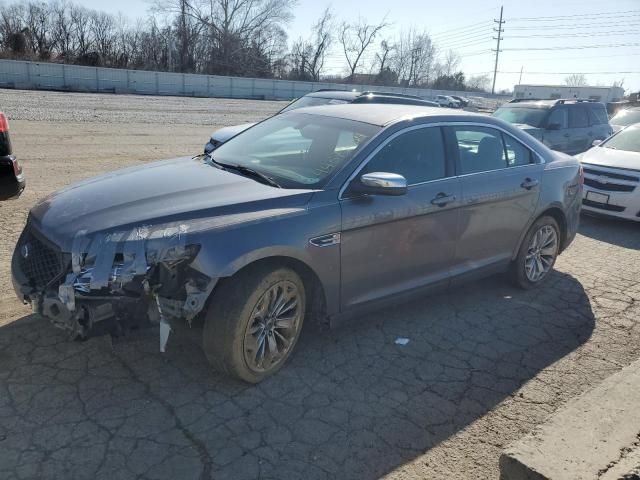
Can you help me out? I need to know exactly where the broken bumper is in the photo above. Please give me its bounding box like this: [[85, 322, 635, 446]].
[[12, 222, 216, 350]]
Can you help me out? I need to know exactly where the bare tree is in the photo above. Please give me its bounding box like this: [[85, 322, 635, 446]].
[[155, 0, 295, 75], [289, 7, 333, 81], [442, 49, 460, 77], [339, 16, 388, 82], [387, 29, 436, 87], [466, 74, 490, 92], [565, 73, 588, 87]]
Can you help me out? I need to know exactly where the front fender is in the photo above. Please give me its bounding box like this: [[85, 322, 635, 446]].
[[189, 199, 342, 315]]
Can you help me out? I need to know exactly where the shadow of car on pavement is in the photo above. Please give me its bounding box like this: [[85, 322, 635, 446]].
[[0, 271, 594, 480], [579, 213, 640, 250]]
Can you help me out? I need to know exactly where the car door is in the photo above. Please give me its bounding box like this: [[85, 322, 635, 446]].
[[543, 106, 570, 152], [448, 124, 543, 278], [568, 105, 591, 153], [339, 125, 462, 310]]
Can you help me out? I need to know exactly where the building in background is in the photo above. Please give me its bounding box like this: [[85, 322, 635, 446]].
[[513, 85, 625, 103]]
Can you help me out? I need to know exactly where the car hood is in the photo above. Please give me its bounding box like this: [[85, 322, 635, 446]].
[[580, 146, 640, 171], [29, 156, 314, 251], [210, 123, 257, 144], [611, 124, 626, 133]]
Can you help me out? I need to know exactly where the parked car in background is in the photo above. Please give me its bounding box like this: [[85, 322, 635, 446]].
[[609, 107, 640, 133], [203, 90, 439, 153], [578, 123, 640, 222], [493, 99, 612, 155], [451, 95, 470, 107], [0, 112, 25, 200], [13, 104, 583, 383], [435, 95, 460, 108]]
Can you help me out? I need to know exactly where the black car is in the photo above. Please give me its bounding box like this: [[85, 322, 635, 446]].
[[0, 112, 25, 200], [204, 90, 440, 153]]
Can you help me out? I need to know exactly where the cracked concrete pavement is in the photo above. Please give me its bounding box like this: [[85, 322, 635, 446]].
[[1, 89, 640, 479]]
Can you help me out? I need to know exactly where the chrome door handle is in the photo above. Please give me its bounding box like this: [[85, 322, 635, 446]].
[[521, 178, 539, 190], [431, 193, 456, 207]]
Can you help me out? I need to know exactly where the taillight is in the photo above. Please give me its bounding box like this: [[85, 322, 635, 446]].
[[0, 113, 8, 133], [12, 158, 21, 176], [0, 112, 12, 156], [579, 165, 584, 185]]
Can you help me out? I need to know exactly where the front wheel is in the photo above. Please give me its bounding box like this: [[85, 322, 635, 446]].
[[203, 265, 306, 383], [510, 216, 560, 289]]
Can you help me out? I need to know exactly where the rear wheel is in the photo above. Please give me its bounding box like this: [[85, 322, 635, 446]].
[[510, 216, 560, 289], [203, 265, 305, 383]]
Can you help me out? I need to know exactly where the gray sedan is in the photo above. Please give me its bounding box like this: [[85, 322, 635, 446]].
[[12, 104, 583, 382]]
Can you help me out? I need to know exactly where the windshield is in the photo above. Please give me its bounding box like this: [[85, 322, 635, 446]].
[[280, 96, 350, 113], [493, 107, 548, 128], [610, 109, 640, 127], [211, 112, 380, 188], [602, 126, 640, 153]]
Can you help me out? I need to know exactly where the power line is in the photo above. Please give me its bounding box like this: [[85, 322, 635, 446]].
[[431, 22, 493, 41], [507, 30, 640, 39], [499, 70, 640, 75], [429, 20, 494, 38], [509, 9, 640, 21], [508, 20, 640, 30], [503, 42, 640, 51], [502, 52, 640, 61]]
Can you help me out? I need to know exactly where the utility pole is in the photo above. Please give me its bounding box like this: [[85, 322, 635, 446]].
[[518, 65, 523, 85], [491, 6, 505, 95]]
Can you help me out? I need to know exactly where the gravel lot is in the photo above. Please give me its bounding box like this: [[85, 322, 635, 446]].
[[0, 89, 639, 480]]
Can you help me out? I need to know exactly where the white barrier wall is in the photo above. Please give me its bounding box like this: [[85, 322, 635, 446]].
[[0, 59, 508, 106]]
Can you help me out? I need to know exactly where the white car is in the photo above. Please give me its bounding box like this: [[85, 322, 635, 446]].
[[435, 95, 460, 108], [579, 123, 640, 221], [610, 107, 640, 133]]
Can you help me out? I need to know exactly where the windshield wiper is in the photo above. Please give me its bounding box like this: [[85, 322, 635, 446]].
[[209, 156, 281, 188]]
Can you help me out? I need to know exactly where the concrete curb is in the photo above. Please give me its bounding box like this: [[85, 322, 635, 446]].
[[500, 358, 640, 479]]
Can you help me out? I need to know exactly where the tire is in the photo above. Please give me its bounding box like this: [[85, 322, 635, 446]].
[[203, 265, 306, 383], [510, 215, 561, 289]]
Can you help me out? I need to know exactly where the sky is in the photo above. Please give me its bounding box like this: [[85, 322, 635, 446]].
[[81, 0, 640, 93]]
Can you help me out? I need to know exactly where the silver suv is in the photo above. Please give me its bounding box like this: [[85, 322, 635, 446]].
[[493, 99, 613, 155]]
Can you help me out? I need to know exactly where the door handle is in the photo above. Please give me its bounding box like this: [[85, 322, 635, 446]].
[[521, 178, 539, 190], [563, 133, 570, 138], [431, 192, 456, 207]]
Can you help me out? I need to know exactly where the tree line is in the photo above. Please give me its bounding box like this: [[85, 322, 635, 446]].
[[0, 0, 491, 91]]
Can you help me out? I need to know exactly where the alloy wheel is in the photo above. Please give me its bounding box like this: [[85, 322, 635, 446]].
[[243, 280, 302, 373], [525, 224, 558, 282]]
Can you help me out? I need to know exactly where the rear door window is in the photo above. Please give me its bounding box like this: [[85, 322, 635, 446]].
[[453, 126, 508, 174], [569, 106, 589, 128], [547, 108, 568, 129], [502, 134, 533, 166]]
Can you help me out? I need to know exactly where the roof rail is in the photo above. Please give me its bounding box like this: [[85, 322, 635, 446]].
[[554, 98, 599, 105]]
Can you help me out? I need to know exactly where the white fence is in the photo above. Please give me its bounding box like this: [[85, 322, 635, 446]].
[[0, 59, 507, 107]]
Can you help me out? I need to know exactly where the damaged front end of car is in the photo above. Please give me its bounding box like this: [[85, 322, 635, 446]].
[[12, 221, 216, 352]]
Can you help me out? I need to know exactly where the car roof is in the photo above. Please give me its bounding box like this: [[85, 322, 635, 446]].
[[305, 90, 362, 100], [505, 99, 606, 109], [286, 103, 483, 127], [304, 90, 430, 103]]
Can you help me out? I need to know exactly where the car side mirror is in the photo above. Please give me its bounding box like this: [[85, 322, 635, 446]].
[[546, 123, 561, 131], [591, 139, 603, 147], [350, 172, 408, 196]]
